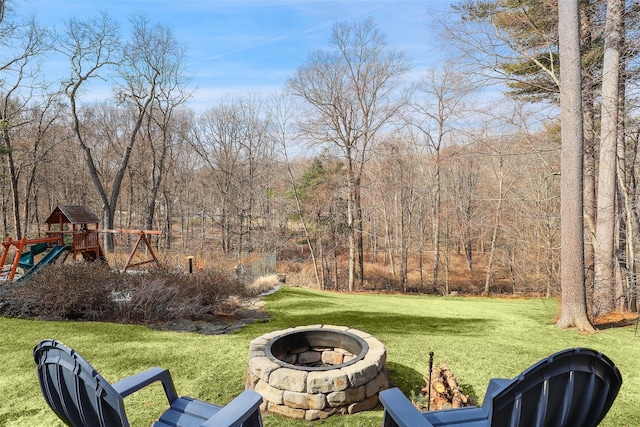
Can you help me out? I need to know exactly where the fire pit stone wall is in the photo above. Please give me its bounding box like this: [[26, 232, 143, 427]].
[[245, 325, 389, 421]]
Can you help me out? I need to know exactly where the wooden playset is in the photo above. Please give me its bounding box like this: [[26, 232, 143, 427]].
[[0, 205, 161, 282]]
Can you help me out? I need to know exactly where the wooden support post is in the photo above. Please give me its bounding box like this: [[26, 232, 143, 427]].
[[0, 237, 13, 271], [8, 238, 27, 282]]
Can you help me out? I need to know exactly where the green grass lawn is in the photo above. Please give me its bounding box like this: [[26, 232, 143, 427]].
[[2, 286, 637, 426]]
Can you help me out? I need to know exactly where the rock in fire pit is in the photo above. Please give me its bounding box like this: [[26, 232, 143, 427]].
[[245, 325, 389, 421]]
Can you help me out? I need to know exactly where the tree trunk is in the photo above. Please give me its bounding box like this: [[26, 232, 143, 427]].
[[400, 200, 409, 292], [593, 0, 623, 318], [432, 157, 441, 290], [484, 194, 502, 295], [145, 129, 168, 232], [283, 147, 322, 289], [484, 160, 504, 295], [347, 157, 356, 292], [355, 181, 364, 289], [384, 196, 397, 278], [163, 190, 172, 249], [348, 204, 356, 292], [1, 127, 21, 239], [556, 0, 594, 332], [580, 0, 597, 317], [418, 208, 426, 288], [615, 38, 629, 312]]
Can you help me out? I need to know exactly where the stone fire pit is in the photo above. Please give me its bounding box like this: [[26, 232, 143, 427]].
[[245, 325, 389, 421]]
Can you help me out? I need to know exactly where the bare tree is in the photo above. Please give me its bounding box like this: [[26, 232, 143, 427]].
[[408, 64, 474, 290], [518, 138, 560, 297], [473, 133, 523, 295], [164, 118, 202, 249], [556, 0, 594, 332], [57, 13, 121, 245], [192, 100, 243, 253], [268, 91, 322, 288], [19, 92, 68, 237], [444, 151, 479, 272], [157, 110, 192, 249], [59, 14, 184, 250], [368, 135, 420, 292], [137, 22, 191, 231], [288, 17, 410, 291], [110, 15, 187, 244], [192, 96, 271, 256], [0, 16, 49, 238]]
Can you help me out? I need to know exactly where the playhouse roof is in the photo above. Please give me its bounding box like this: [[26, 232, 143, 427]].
[[45, 205, 100, 225]]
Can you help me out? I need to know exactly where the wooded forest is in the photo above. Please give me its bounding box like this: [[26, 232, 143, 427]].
[[0, 0, 639, 331]]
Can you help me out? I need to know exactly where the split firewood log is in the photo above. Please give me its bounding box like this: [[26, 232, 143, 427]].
[[421, 363, 472, 410], [440, 363, 471, 407], [422, 378, 446, 394]]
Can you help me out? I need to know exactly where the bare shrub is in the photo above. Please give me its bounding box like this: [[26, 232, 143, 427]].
[[194, 268, 245, 304], [2, 263, 247, 324], [6, 262, 120, 320], [114, 267, 245, 323], [246, 274, 280, 296], [115, 278, 202, 323]]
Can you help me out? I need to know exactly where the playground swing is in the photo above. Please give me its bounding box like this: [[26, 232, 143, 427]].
[[98, 228, 162, 272]]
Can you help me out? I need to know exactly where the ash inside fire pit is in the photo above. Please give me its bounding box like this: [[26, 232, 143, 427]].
[[246, 325, 389, 421]]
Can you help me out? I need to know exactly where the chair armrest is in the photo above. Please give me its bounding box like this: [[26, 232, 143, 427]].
[[486, 378, 511, 395], [379, 388, 434, 427], [201, 389, 263, 427], [111, 367, 179, 403], [481, 378, 511, 408]]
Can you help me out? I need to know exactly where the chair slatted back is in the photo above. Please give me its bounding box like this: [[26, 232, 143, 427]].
[[489, 348, 622, 427], [34, 340, 128, 427]]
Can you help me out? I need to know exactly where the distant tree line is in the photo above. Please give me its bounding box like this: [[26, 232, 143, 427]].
[[1, 1, 639, 330]]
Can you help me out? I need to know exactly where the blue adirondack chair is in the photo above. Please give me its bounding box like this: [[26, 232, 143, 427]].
[[380, 347, 622, 427], [33, 339, 263, 427]]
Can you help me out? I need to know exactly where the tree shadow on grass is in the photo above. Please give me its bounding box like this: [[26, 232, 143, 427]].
[[262, 287, 494, 337], [386, 361, 424, 391], [268, 311, 494, 338], [264, 287, 341, 302]]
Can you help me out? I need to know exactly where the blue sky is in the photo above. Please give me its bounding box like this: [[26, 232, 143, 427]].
[[25, 0, 456, 110]]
